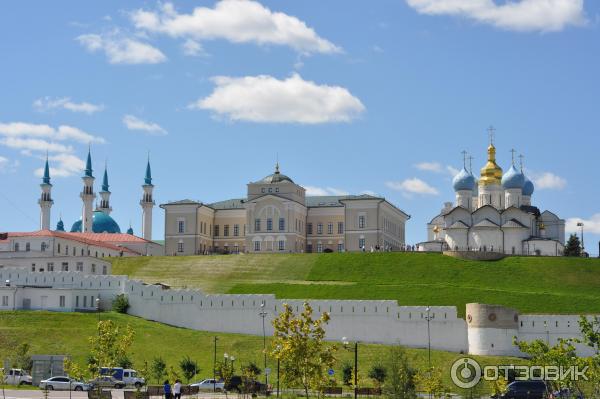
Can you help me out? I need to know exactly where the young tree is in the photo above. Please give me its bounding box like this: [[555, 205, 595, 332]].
[[368, 364, 387, 389], [215, 359, 234, 389], [271, 302, 337, 399], [64, 358, 86, 382], [342, 363, 353, 386], [12, 343, 32, 371], [241, 362, 262, 395], [564, 234, 582, 257], [150, 357, 167, 385], [383, 346, 416, 399], [87, 320, 135, 378], [179, 356, 199, 383], [415, 367, 446, 399], [112, 294, 130, 314], [578, 316, 600, 396]]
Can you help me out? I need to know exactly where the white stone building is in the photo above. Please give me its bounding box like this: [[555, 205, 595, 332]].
[[419, 140, 565, 256]]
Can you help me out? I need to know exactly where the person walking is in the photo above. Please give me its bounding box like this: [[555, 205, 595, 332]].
[[173, 379, 182, 399], [163, 380, 172, 399]]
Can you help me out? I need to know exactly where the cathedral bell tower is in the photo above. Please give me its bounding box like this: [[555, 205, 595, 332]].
[[38, 156, 53, 230], [80, 148, 96, 232]]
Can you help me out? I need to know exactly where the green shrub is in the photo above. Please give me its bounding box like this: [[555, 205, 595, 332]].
[[112, 294, 129, 313]]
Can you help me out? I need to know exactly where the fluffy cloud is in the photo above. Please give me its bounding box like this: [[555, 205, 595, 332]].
[[304, 186, 349, 196], [33, 97, 104, 114], [123, 115, 168, 135], [77, 33, 167, 64], [182, 39, 206, 56], [566, 214, 600, 235], [386, 178, 439, 195], [0, 156, 19, 174], [0, 137, 73, 154], [405, 0, 586, 32], [531, 171, 567, 190], [191, 73, 365, 124], [34, 153, 85, 178], [0, 122, 105, 144], [131, 1, 341, 55], [415, 161, 461, 177]]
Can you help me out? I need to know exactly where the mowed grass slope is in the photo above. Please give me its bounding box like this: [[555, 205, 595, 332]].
[[111, 252, 600, 316], [0, 311, 523, 391]]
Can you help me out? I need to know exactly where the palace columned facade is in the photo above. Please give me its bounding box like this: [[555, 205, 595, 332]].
[[161, 164, 410, 255]]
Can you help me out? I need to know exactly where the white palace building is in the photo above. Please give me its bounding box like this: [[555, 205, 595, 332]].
[[419, 139, 565, 256]]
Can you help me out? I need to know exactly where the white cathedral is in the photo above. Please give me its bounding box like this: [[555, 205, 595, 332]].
[[419, 139, 565, 256]]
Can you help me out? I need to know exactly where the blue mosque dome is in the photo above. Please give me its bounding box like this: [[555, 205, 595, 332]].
[[452, 167, 476, 191], [56, 218, 65, 232], [70, 211, 122, 233], [522, 176, 535, 196], [501, 164, 525, 190]]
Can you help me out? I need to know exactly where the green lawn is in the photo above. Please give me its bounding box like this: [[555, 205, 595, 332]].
[[0, 311, 523, 394], [111, 252, 600, 316]]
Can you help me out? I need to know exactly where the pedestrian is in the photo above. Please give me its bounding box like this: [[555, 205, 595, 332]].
[[173, 379, 182, 399], [164, 380, 172, 399]]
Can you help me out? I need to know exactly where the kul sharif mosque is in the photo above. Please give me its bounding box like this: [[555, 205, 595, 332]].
[[38, 148, 156, 241], [420, 133, 565, 256]]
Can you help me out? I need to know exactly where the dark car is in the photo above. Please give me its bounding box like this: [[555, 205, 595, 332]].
[[225, 376, 271, 395], [501, 380, 549, 399]]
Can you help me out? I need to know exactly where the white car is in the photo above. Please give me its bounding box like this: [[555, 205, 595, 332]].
[[2, 368, 32, 385], [39, 376, 91, 391], [190, 378, 225, 391]]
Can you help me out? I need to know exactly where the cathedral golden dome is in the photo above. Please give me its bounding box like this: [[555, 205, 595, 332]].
[[479, 144, 503, 186]]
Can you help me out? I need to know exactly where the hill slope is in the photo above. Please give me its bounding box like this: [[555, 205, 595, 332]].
[[111, 252, 600, 316]]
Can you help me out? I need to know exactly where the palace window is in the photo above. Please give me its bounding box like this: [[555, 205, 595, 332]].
[[178, 220, 185, 233], [102, 265, 107, 275], [25, 242, 31, 252], [359, 215, 366, 229], [307, 223, 313, 235], [76, 262, 84, 272], [41, 242, 47, 252], [278, 240, 285, 251], [91, 264, 96, 273], [177, 241, 184, 253], [359, 238, 366, 249], [47, 262, 54, 272], [234, 224, 239, 236], [317, 223, 323, 235], [267, 218, 273, 231], [255, 219, 261, 232], [338, 243, 344, 252], [279, 218, 285, 231], [14, 243, 19, 251], [254, 241, 261, 251], [224, 225, 229, 237], [214, 225, 220, 237], [61, 262, 68, 272], [317, 243, 323, 253], [327, 223, 333, 235]]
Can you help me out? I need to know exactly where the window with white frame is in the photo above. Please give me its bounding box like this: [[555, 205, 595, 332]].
[[317, 243, 323, 253], [338, 222, 344, 234], [47, 262, 54, 272], [61, 262, 68, 272], [359, 238, 365, 249], [255, 219, 261, 232], [76, 262, 84, 272], [177, 241, 184, 252], [338, 243, 344, 252], [91, 264, 96, 274], [31, 264, 36, 272], [267, 218, 273, 231], [254, 241, 261, 251], [224, 225, 229, 237], [41, 242, 47, 251], [279, 218, 285, 231], [307, 223, 313, 235], [178, 220, 185, 233], [25, 242, 30, 252], [234, 224, 239, 236], [358, 215, 366, 228], [102, 265, 107, 275], [327, 223, 333, 234], [278, 240, 285, 251], [317, 223, 323, 234]]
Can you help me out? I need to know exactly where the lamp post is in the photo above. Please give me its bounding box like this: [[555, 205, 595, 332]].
[[259, 302, 268, 387], [342, 337, 358, 399], [424, 307, 434, 399], [95, 297, 101, 322], [275, 344, 281, 399], [213, 337, 218, 392], [577, 222, 584, 255]]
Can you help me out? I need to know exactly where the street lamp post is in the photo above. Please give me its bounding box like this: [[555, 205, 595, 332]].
[[259, 302, 268, 387], [96, 297, 101, 322], [342, 337, 358, 399], [577, 222, 584, 255], [213, 337, 218, 392], [424, 307, 434, 399]]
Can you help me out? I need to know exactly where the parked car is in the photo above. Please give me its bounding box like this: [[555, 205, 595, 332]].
[[500, 380, 550, 399], [89, 376, 126, 389], [190, 378, 225, 391], [100, 367, 145, 388], [39, 376, 91, 391], [225, 376, 271, 394], [2, 368, 32, 385]]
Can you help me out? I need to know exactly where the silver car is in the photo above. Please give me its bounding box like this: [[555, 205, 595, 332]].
[[190, 378, 225, 391], [39, 376, 91, 391]]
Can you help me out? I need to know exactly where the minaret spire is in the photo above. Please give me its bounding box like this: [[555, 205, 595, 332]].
[[140, 154, 155, 241], [80, 147, 96, 232], [98, 160, 112, 215], [38, 156, 53, 230]]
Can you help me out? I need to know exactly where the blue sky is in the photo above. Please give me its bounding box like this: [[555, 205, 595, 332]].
[[1, 0, 599, 253]]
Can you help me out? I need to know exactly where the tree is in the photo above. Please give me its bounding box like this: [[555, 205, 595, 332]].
[[179, 356, 199, 383], [12, 343, 32, 371], [271, 302, 337, 399], [564, 234, 582, 257], [112, 294, 129, 314], [383, 346, 416, 399], [368, 364, 387, 389], [215, 359, 234, 388], [64, 358, 86, 382], [415, 367, 446, 399], [117, 355, 133, 369], [150, 357, 167, 384], [342, 363, 353, 386], [87, 320, 135, 378], [578, 316, 600, 396], [241, 362, 262, 395]]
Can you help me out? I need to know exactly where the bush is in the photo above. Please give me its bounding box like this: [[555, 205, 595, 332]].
[[112, 294, 129, 313], [368, 364, 387, 388], [342, 363, 353, 386]]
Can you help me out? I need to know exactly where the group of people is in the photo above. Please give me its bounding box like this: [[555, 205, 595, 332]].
[[163, 380, 182, 399]]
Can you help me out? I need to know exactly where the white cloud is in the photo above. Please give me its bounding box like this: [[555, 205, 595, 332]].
[[33, 97, 104, 114], [360, 190, 379, 196], [77, 32, 167, 64], [446, 165, 460, 176], [191, 73, 365, 124], [0, 122, 105, 144], [405, 0, 586, 32], [415, 161, 461, 177], [131, 0, 341, 55], [304, 186, 349, 196], [34, 153, 85, 178], [123, 115, 168, 135], [531, 171, 567, 190], [566, 214, 600, 235], [182, 39, 206, 56], [0, 156, 19, 174], [0, 137, 74, 153], [386, 178, 439, 196]]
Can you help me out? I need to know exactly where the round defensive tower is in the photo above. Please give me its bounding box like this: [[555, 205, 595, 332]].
[[466, 303, 520, 356]]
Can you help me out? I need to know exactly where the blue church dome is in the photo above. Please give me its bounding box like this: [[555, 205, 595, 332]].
[[70, 211, 122, 233], [452, 168, 476, 191], [501, 165, 525, 189], [522, 176, 535, 196]]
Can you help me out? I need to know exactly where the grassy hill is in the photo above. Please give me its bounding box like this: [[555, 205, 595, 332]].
[[110, 252, 600, 316], [0, 311, 522, 392]]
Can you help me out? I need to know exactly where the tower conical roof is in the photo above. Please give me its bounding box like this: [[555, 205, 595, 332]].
[[42, 156, 51, 185], [101, 164, 110, 192], [144, 159, 153, 185], [84, 148, 93, 178]]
